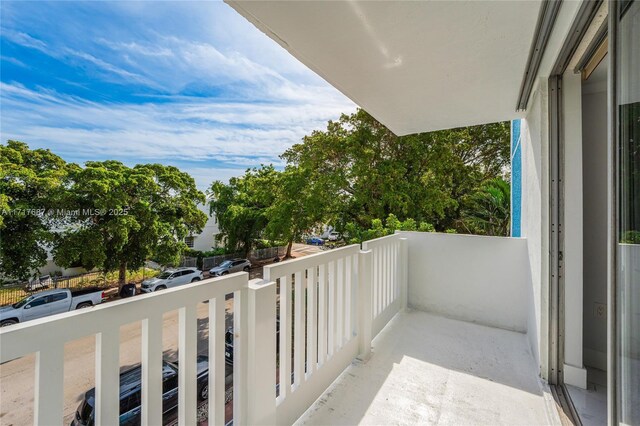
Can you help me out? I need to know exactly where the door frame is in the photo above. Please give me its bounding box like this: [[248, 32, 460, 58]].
[[547, 0, 617, 423]]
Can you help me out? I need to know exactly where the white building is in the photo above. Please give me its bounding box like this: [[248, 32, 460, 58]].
[[0, 2, 637, 425], [185, 203, 220, 252]]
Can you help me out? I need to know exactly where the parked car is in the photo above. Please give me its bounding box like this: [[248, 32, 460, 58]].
[[306, 236, 324, 246], [24, 275, 53, 292], [327, 231, 341, 241], [0, 287, 107, 327], [71, 356, 210, 426], [209, 259, 251, 277], [225, 319, 280, 365], [140, 268, 202, 293]]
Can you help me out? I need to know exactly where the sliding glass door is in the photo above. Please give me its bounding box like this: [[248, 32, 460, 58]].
[[616, 0, 640, 424]]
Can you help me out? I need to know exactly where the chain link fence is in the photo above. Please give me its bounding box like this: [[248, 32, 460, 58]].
[[202, 253, 239, 272], [250, 246, 286, 262], [179, 256, 198, 268], [0, 271, 107, 307], [0, 268, 160, 307], [201, 246, 286, 271]]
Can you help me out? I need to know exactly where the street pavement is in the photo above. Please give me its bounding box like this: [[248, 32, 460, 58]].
[[0, 302, 230, 426], [0, 244, 324, 425]]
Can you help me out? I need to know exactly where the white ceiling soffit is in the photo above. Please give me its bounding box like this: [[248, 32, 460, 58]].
[[226, 0, 542, 136]]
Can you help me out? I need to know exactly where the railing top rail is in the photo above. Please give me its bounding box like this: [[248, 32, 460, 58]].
[[361, 233, 400, 250], [263, 244, 360, 281], [0, 272, 247, 362]]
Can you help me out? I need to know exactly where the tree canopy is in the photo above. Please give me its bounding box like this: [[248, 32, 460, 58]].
[[0, 141, 69, 280], [0, 141, 206, 283], [53, 161, 206, 285], [282, 109, 510, 232], [210, 109, 511, 253], [209, 166, 278, 257]]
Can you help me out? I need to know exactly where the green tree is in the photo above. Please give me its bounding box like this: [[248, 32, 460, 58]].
[[461, 178, 511, 236], [0, 141, 69, 280], [265, 166, 329, 258], [209, 166, 278, 257], [282, 109, 510, 233], [52, 161, 206, 286], [345, 214, 424, 244]]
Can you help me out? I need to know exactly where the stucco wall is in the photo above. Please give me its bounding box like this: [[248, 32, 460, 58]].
[[401, 231, 529, 333], [191, 204, 220, 252]]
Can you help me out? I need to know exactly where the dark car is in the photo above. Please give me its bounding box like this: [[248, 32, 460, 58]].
[[306, 236, 324, 246], [225, 320, 280, 365], [71, 356, 209, 426]]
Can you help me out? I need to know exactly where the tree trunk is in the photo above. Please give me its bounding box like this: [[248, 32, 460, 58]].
[[285, 239, 294, 259], [118, 261, 127, 291]]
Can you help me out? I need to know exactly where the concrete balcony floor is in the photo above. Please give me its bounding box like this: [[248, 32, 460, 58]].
[[296, 310, 560, 425]]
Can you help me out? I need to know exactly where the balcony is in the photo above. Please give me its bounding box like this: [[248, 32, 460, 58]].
[[0, 232, 559, 425]]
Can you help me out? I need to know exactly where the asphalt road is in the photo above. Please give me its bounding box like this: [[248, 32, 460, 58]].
[[0, 243, 324, 425], [0, 301, 234, 426]]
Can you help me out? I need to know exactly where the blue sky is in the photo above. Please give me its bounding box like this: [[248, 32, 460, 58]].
[[0, 1, 355, 189]]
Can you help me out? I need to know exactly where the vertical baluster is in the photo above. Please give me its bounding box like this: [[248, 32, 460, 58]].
[[400, 237, 409, 311], [34, 343, 65, 426], [247, 280, 276, 425], [381, 244, 386, 310], [179, 304, 198, 426], [384, 243, 389, 308], [344, 255, 352, 341], [371, 249, 376, 318], [233, 286, 248, 425], [338, 257, 343, 347], [391, 242, 396, 302], [395, 241, 400, 300], [142, 314, 163, 426], [318, 264, 327, 367], [209, 296, 225, 426], [374, 247, 378, 317], [280, 275, 292, 399], [294, 270, 305, 389], [391, 242, 396, 303], [386, 243, 391, 309], [327, 261, 335, 358], [358, 250, 373, 360], [374, 247, 384, 318], [307, 267, 317, 377], [352, 254, 359, 337], [95, 329, 119, 426]]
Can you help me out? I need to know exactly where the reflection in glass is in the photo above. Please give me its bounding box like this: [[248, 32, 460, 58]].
[[617, 1, 640, 424]]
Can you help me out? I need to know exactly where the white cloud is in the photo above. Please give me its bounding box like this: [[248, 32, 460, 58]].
[[0, 1, 357, 188], [1, 28, 48, 52], [63, 48, 152, 85], [0, 82, 355, 167]]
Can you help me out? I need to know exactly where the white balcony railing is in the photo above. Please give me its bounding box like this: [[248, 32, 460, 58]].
[[0, 271, 248, 426], [362, 234, 407, 338], [0, 235, 408, 426]]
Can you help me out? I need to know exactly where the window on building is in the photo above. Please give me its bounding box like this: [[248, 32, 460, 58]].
[[184, 236, 194, 248]]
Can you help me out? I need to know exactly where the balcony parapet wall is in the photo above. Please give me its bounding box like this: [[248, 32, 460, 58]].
[[398, 231, 530, 333]]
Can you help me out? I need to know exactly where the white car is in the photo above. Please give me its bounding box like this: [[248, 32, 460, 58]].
[[327, 231, 341, 241], [0, 287, 107, 327], [140, 268, 203, 293]]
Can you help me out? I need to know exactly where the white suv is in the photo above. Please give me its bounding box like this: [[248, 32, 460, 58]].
[[140, 268, 203, 293], [327, 231, 341, 241]]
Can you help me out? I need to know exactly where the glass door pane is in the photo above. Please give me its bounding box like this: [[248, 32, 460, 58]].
[[617, 1, 640, 424]]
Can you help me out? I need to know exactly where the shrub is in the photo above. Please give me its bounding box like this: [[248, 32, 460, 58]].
[[418, 222, 436, 232]]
